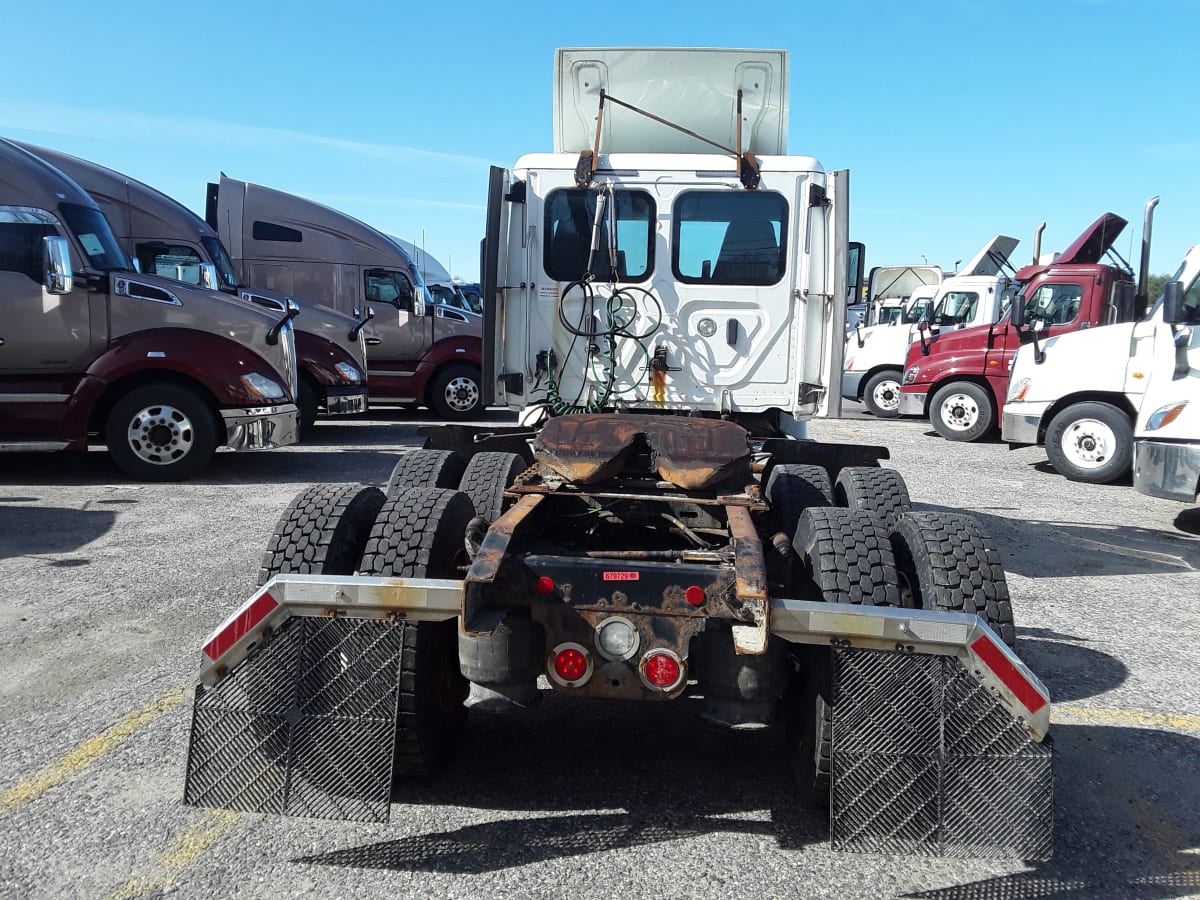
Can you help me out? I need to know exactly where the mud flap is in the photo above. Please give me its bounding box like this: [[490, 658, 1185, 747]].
[[830, 647, 1053, 859], [184, 616, 402, 823]]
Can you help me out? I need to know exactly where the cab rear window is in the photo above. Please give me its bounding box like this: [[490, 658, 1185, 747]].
[[543, 189, 654, 283], [672, 191, 787, 285]]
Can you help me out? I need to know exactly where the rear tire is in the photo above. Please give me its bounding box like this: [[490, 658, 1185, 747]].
[[833, 466, 912, 529], [765, 463, 832, 538], [385, 449, 466, 497], [862, 369, 903, 418], [930, 381, 994, 442], [1044, 401, 1132, 484], [105, 383, 218, 481], [258, 483, 386, 585], [458, 451, 525, 522], [889, 511, 1015, 647], [359, 488, 474, 778]]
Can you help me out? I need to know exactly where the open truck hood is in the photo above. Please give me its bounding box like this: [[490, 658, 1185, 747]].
[[1056, 213, 1127, 265], [867, 265, 942, 302], [958, 235, 1020, 277], [554, 48, 787, 155]]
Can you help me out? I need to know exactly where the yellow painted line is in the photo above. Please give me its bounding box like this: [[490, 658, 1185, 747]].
[[106, 810, 240, 900], [1053, 704, 1200, 732], [0, 688, 187, 814]]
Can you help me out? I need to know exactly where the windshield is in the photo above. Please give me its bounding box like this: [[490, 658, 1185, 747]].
[[902, 299, 932, 324], [931, 291, 980, 327], [58, 203, 128, 272], [201, 236, 241, 288]]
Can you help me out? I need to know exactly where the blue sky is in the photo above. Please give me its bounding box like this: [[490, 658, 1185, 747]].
[[2, 0, 1197, 281]]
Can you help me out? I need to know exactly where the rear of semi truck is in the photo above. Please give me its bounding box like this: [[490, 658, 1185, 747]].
[[181, 48, 1053, 859]]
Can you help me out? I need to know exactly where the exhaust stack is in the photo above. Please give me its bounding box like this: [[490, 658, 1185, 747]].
[[1136, 196, 1160, 317], [1032, 222, 1046, 265]]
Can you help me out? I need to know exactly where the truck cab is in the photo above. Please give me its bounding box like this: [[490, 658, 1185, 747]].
[[900, 211, 1139, 441], [1133, 247, 1200, 503], [209, 178, 483, 419], [842, 235, 1019, 417], [17, 143, 370, 436], [0, 139, 298, 479]]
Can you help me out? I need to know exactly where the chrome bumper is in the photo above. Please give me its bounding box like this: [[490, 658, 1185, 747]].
[[1002, 409, 1042, 445], [325, 388, 368, 416], [1133, 439, 1200, 503], [898, 391, 926, 416], [841, 371, 865, 402], [221, 404, 299, 450]]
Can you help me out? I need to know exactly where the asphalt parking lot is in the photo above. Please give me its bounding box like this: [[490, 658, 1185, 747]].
[[2, 404, 1199, 899]]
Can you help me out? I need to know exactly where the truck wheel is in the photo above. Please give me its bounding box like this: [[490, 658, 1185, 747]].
[[792, 507, 901, 606], [298, 377, 319, 440], [105, 383, 218, 481], [359, 487, 474, 777], [862, 369, 903, 418], [889, 511, 1015, 647], [788, 649, 834, 806], [385, 449, 466, 497], [429, 363, 482, 420], [834, 466, 911, 529], [765, 463, 831, 544], [257, 483, 386, 586], [930, 382, 994, 442], [458, 451, 526, 522], [1044, 401, 1133, 484]]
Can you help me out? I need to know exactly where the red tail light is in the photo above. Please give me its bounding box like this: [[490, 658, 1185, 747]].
[[535, 576, 556, 594], [640, 649, 685, 692], [548, 642, 593, 687], [684, 585, 706, 606]]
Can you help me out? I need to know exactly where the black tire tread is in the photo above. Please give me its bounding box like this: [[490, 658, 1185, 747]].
[[834, 466, 912, 529], [889, 510, 1015, 647], [360, 487, 473, 777], [385, 449, 466, 497], [458, 451, 526, 522], [765, 463, 832, 536], [792, 507, 901, 606], [257, 483, 385, 585]]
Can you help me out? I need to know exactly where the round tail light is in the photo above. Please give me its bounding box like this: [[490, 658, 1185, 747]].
[[548, 642, 593, 687], [639, 649, 685, 692]]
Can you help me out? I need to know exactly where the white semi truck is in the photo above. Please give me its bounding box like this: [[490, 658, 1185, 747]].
[[181, 48, 1052, 858], [1003, 244, 1199, 485], [842, 235, 1020, 416]]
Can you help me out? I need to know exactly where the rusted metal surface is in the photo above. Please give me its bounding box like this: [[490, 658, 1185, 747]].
[[533, 413, 751, 490], [725, 505, 769, 655], [464, 494, 542, 585], [508, 482, 766, 510]]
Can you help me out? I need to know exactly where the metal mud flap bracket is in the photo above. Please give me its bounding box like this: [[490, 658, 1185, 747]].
[[772, 599, 1053, 860], [183, 575, 462, 824]]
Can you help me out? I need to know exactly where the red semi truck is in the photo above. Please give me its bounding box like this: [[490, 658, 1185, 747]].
[[898, 201, 1156, 441]]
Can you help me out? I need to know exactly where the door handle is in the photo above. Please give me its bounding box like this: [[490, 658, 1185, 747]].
[[365, 338, 382, 346]]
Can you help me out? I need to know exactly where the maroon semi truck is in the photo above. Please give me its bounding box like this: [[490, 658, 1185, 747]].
[[898, 202, 1156, 441], [0, 138, 300, 479]]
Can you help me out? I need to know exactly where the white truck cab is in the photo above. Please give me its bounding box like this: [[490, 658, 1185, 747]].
[[1003, 244, 1200, 485], [842, 235, 1019, 416], [483, 48, 849, 436], [1133, 248, 1200, 503]]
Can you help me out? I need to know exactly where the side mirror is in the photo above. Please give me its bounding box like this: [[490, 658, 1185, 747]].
[[854, 320, 865, 348], [198, 263, 219, 290], [266, 297, 301, 345], [349, 305, 376, 341], [42, 236, 73, 295], [1012, 295, 1026, 328], [1163, 281, 1186, 324], [413, 288, 426, 318]]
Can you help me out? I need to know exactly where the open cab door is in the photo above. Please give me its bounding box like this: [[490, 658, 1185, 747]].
[[481, 166, 512, 407]]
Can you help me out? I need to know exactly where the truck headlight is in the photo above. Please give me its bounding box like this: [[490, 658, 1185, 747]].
[[903, 365, 919, 385], [241, 372, 287, 401], [334, 362, 363, 384], [1145, 401, 1188, 431], [1008, 377, 1031, 402]]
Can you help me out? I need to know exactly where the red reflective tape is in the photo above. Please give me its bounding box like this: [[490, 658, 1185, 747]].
[[603, 571, 640, 582], [202, 591, 278, 661], [970, 635, 1048, 714]]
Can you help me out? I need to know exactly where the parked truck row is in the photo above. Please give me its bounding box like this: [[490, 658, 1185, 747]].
[[0, 139, 488, 478]]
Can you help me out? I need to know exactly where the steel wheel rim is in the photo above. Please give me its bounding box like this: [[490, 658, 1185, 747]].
[[126, 404, 195, 465], [871, 379, 901, 412], [1061, 418, 1116, 469], [444, 376, 479, 413], [939, 393, 979, 431]]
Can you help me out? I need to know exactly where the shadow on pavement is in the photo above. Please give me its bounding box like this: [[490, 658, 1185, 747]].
[[0, 503, 116, 561], [922, 504, 1200, 578], [1016, 628, 1129, 703]]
